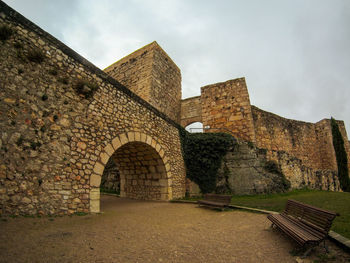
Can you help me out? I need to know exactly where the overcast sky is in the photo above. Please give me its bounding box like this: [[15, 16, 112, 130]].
[[3, 0, 350, 134]]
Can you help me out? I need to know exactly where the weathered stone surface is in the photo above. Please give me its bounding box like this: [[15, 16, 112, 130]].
[[105, 41, 181, 123], [90, 174, 101, 187], [93, 163, 105, 175], [1, 1, 348, 217], [77, 142, 87, 150], [0, 4, 185, 216]]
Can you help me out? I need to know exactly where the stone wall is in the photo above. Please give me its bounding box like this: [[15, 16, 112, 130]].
[[216, 141, 290, 195], [203, 142, 340, 196], [265, 150, 340, 192], [201, 78, 256, 142], [180, 96, 202, 127], [252, 106, 350, 172], [187, 140, 340, 196], [181, 79, 350, 191], [0, 2, 185, 216], [111, 141, 168, 200], [252, 106, 328, 170], [104, 41, 182, 123]]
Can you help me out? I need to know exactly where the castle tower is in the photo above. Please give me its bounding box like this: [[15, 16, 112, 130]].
[[201, 78, 256, 143], [104, 41, 182, 123]]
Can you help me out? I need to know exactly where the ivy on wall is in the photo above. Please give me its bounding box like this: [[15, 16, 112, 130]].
[[331, 118, 350, 192], [178, 127, 235, 193]]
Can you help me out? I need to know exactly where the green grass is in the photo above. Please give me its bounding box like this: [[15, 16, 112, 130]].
[[100, 188, 120, 195], [230, 189, 350, 239]]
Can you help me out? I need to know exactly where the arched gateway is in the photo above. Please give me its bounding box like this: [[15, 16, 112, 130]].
[[90, 132, 172, 213]]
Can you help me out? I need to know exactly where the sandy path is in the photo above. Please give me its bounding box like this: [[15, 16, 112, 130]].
[[0, 195, 348, 263]]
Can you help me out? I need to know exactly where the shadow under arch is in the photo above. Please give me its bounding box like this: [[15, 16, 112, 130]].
[[90, 132, 172, 213]]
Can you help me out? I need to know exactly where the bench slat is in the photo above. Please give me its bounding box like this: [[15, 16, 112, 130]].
[[268, 199, 338, 248], [268, 214, 321, 245], [197, 194, 231, 209]]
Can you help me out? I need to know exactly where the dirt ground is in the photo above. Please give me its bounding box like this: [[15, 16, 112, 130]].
[[0, 195, 349, 263]]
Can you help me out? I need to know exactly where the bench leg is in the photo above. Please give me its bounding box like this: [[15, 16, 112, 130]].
[[301, 247, 314, 258], [323, 240, 329, 253]]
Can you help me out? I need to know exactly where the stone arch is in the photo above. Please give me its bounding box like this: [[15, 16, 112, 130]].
[[89, 132, 172, 213], [181, 117, 202, 128]]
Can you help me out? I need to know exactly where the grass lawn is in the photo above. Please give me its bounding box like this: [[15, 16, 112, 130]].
[[230, 189, 350, 239]]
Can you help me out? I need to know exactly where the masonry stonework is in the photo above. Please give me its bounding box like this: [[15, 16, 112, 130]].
[[181, 79, 350, 193], [104, 41, 182, 123], [0, 2, 185, 216], [201, 78, 256, 142], [1, 1, 349, 216], [180, 96, 202, 127]]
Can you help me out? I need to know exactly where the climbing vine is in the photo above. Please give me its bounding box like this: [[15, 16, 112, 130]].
[[178, 127, 235, 193], [331, 118, 350, 192]]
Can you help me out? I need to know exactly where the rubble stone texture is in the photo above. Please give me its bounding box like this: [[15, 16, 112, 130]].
[[0, 2, 185, 215], [1, 1, 350, 216], [104, 41, 182, 123], [181, 80, 350, 194]]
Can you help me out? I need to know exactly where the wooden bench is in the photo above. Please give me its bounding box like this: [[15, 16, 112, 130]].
[[197, 194, 231, 210], [267, 199, 338, 256]]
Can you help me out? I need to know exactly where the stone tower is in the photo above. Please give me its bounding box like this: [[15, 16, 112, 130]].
[[104, 41, 182, 123]]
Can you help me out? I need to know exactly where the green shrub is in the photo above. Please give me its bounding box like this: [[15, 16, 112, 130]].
[[179, 128, 235, 193], [100, 188, 120, 195], [16, 136, 24, 146], [48, 68, 58, 76], [0, 25, 13, 41], [331, 118, 350, 192], [58, 77, 69, 85], [27, 49, 45, 63], [75, 80, 99, 99], [13, 42, 23, 49]]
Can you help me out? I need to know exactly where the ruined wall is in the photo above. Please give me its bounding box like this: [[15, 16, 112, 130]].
[[104, 41, 182, 123], [314, 119, 338, 170], [252, 106, 350, 173], [201, 78, 256, 142], [252, 106, 334, 170], [180, 96, 202, 127], [265, 150, 340, 192], [187, 140, 340, 196], [0, 2, 185, 216]]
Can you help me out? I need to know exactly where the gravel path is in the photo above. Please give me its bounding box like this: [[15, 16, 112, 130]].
[[0, 195, 349, 263]]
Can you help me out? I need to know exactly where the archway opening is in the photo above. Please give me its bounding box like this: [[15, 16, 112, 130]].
[[185, 122, 203, 133], [90, 133, 172, 213], [100, 158, 120, 195], [110, 141, 168, 200]]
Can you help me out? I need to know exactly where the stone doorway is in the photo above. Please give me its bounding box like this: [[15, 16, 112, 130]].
[[90, 132, 172, 213], [113, 141, 168, 200]]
